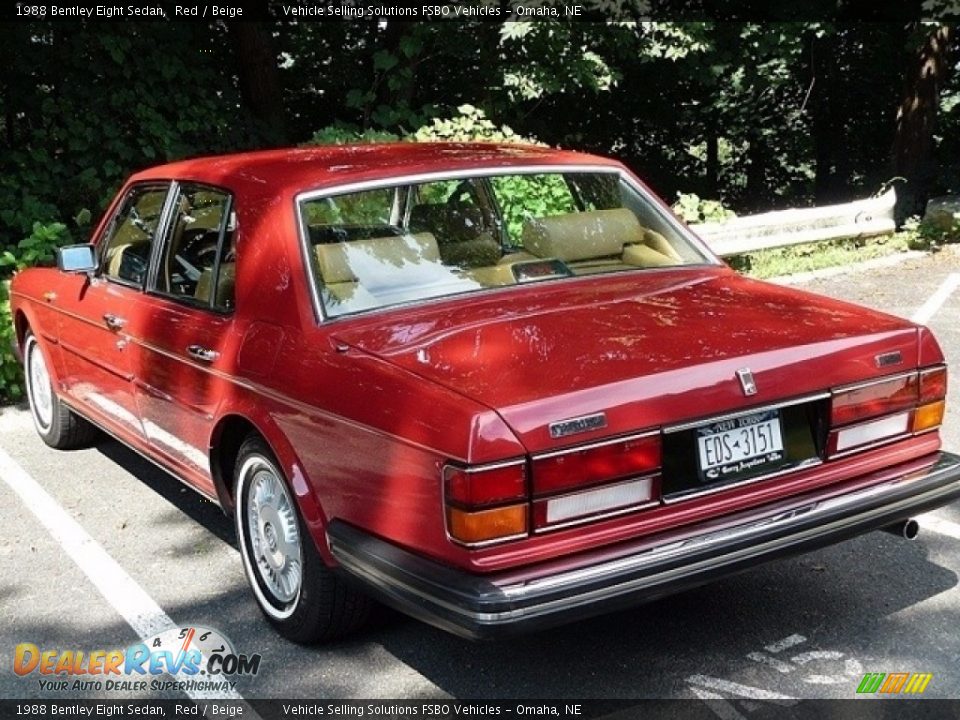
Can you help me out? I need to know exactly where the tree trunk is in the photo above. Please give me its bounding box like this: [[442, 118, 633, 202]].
[[892, 23, 953, 219], [810, 31, 848, 204], [231, 23, 286, 145]]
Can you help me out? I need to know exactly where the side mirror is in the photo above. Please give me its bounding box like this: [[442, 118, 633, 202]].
[[56, 244, 98, 274]]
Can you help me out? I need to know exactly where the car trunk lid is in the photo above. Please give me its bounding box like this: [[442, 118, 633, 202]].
[[330, 269, 919, 455]]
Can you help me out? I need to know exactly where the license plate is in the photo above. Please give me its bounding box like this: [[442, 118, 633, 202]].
[[696, 409, 785, 483]]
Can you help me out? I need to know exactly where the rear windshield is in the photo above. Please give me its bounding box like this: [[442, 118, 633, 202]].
[[299, 170, 713, 318]]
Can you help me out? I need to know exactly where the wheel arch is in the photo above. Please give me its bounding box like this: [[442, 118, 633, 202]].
[[208, 410, 331, 558], [14, 308, 30, 349]]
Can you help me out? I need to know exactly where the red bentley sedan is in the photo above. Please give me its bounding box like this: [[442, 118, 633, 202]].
[[10, 143, 960, 643]]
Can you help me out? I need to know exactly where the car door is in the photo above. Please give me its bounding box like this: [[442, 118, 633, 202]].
[[56, 182, 173, 439], [130, 182, 237, 494]]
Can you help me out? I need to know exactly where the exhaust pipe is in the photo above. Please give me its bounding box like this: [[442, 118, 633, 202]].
[[882, 519, 920, 540]]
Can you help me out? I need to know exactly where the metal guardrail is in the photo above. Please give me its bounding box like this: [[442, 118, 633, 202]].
[[691, 188, 897, 258]]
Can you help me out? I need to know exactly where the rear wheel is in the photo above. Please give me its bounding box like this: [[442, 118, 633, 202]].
[[234, 435, 372, 643], [23, 331, 98, 449]]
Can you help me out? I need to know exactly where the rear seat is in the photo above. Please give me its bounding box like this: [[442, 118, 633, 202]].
[[520, 208, 680, 268], [313, 232, 441, 302], [409, 202, 501, 268]]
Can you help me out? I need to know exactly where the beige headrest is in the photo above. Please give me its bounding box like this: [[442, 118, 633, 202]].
[[314, 232, 440, 284], [521, 208, 645, 262]]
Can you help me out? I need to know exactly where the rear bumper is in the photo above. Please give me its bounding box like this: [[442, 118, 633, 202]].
[[327, 451, 960, 639]]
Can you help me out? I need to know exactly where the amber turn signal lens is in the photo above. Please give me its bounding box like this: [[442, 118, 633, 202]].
[[913, 401, 946, 433], [447, 504, 527, 545]]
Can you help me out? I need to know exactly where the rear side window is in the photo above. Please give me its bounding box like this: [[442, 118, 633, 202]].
[[100, 184, 170, 286], [153, 184, 235, 311]]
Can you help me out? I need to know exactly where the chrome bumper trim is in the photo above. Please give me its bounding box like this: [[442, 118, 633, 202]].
[[328, 451, 960, 639]]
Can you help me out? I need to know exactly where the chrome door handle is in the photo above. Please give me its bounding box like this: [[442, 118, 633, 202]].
[[103, 313, 126, 330], [186, 345, 219, 362]]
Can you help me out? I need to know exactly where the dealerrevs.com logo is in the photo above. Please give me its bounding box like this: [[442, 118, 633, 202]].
[[14, 626, 261, 694]]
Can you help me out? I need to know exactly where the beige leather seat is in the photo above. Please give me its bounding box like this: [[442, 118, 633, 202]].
[[521, 208, 682, 269], [521, 208, 643, 262], [105, 240, 150, 282], [313, 232, 440, 300], [194, 263, 236, 309]]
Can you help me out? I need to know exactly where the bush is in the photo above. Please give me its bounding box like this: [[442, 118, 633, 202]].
[[901, 214, 960, 250], [411, 105, 534, 144], [0, 279, 22, 403], [672, 193, 736, 224], [0, 222, 71, 403], [306, 105, 540, 147], [306, 124, 402, 145]]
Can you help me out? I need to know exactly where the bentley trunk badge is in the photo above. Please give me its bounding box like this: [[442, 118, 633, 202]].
[[736, 368, 758, 397], [549, 412, 608, 439], [875, 351, 903, 368]]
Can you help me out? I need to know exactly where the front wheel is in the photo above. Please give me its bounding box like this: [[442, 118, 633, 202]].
[[233, 435, 372, 643], [23, 331, 98, 449]]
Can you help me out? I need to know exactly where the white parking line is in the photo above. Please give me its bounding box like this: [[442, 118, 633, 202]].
[[918, 512, 960, 540], [687, 674, 796, 701], [0, 446, 245, 704], [911, 272, 960, 325], [763, 634, 806, 654]]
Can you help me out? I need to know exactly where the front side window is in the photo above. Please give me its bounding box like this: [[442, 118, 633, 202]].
[[100, 184, 170, 286], [300, 171, 713, 318]]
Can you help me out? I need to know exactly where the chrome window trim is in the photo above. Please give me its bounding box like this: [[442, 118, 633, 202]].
[[145, 182, 236, 314], [442, 458, 527, 474], [293, 164, 721, 323], [663, 392, 831, 434]]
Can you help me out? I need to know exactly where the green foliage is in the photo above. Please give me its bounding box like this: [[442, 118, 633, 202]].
[[306, 124, 402, 145], [0, 221, 69, 404], [0, 24, 253, 259], [734, 232, 912, 279], [0, 222, 69, 274], [411, 105, 534, 144], [490, 175, 575, 246], [0, 280, 22, 403], [672, 193, 736, 224], [497, 23, 618, 101], [901, 213, 960, 249]]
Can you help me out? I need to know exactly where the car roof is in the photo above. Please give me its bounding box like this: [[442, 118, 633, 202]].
[[128, 142, 623, 199]]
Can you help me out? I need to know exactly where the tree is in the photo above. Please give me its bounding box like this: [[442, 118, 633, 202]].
[[892, 23, 955, 218]]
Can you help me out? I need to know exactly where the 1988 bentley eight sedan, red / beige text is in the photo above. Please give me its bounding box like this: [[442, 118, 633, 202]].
[[10, 143, 960, 642]]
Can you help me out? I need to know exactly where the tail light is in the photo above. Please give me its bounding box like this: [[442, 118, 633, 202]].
[[828, 366, 947, 456], [530, 433, 661, 531], [443, 461, 528, 546], [443, 433, 663, 545], [531, 434, 661, 494], [916, 366, 947, 432]]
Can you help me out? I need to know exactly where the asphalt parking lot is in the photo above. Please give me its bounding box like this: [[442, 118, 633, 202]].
[[2, 247, 960, 710]]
